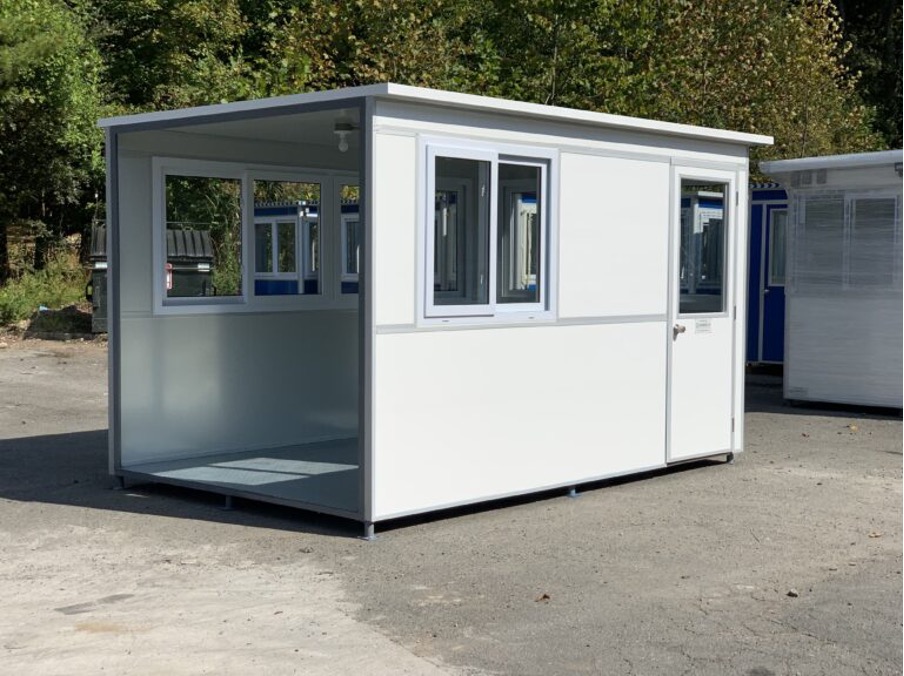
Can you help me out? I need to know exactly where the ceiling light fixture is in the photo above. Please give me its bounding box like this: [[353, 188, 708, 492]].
[[334, 120, 356, 153]]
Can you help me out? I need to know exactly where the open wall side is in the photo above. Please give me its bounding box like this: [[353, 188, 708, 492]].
[[113, 130, 359, 468]]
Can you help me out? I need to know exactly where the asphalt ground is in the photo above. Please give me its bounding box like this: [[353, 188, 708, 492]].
[[0, 338, 900, 675]]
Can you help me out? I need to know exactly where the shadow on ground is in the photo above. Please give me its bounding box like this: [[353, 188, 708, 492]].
[[1, 381, 898, 538]]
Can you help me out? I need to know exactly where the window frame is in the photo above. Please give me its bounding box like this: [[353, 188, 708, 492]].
[[153, 158, 247, 312], [340, 211, 361, 282], [420, 138, 556, 324], [674, 173, 735, 320], [767, 208, 787, 287], [151, 157, 358, 315]]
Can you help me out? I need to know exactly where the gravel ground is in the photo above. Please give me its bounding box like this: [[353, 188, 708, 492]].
[[0, 338, 900, 675]]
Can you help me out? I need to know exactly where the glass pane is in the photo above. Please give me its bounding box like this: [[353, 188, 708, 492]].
[[679, 181, 727, 314], [255, 223, 273, 273], [796, 197, 844, 290], [768, 210, 787, 286], [434, 157, 490, 307], [306, 217, 319, 275], [253, 179, 319, 294], [277, 221, 296, 273], [498, 163, 541, 304], [165, 175, 242, 297], [850, 198, 896, 288], [345, 219, 360, 275]]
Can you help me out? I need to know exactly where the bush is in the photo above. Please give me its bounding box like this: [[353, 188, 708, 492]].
[[0, 247, 87, 326]]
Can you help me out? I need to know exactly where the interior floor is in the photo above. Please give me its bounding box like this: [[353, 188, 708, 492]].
[[121, 438, 360, 518]]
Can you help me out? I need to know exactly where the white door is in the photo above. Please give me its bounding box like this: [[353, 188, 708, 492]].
[[668, 168, 737, 462]]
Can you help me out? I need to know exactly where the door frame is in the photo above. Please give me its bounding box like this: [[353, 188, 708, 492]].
[[757, 200, 789, 363], [666, 164, 741, 463]]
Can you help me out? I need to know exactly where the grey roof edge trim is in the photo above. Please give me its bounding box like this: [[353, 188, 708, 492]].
[[97, 83, 392, 129], [761, 149, 903, 175], [379, 83, 773, 147], [99, 82, 772, 147]]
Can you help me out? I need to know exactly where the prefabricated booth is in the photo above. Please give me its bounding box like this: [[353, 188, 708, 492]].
[[99, 84, 771, 536], [761, 151, 903, 408], [747, 184, 789, 364]]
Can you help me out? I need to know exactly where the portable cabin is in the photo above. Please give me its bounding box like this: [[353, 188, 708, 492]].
[[99, 84, 771, 536], [761, 151, 903, 408], [746, 184, 789, 364]]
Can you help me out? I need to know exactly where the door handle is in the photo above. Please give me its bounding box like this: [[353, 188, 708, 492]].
[[673, 323, 686, 339]]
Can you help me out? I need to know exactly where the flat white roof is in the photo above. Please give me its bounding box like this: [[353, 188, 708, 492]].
[[99, 83, 772, 147], [761, 149, 903, 174]]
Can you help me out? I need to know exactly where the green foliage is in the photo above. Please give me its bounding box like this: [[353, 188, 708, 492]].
[[0, 247, 86, 324], [0, 0, 106, 279], [836, 0, 903, 148], [0, 0, 897, 300]]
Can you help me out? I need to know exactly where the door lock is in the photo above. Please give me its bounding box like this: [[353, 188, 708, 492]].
[[673, 323, 686, 339]]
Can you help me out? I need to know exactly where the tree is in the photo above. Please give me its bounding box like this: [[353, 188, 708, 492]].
[[0, 0, 106, 281], [835, 0, 902, 147]]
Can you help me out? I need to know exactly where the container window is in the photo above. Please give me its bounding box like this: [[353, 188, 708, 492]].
[[165, 175, 242, 298], [424, 143, 551, 320], [679, 181, 728, 314], [252, 180, 320, 296], [768, 209, 787, 286], [434, 157, 491, 309], [498, 163, 541, 304]]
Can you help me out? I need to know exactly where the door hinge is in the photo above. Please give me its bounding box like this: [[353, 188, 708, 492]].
[[733, 306, 737, 320], [736, 191, 740, 206], [731, 417, 735, 433]]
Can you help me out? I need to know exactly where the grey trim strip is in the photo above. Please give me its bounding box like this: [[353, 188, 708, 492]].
[[359, 98, 375, 524], [107, 98, 370, 135], [375, 314, 666, 334], [373, 462, 668, 523], [106, 131, 122, 476], [118, 470, 363, 521]]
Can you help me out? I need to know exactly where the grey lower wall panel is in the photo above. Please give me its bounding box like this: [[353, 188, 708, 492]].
[[119, 310, 358, 465]]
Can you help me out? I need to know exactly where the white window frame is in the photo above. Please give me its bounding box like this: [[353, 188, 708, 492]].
[[420, 138, 556, 324], [152, 157, 358, 315], [674, 171, 736, 320], [767, 208, 787, 287], [152, 157, 247, 313], [340, 211, 360, 282], [253, 217, 300, 280]]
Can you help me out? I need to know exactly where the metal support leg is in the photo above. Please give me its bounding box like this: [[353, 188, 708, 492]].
[[112, 475, 127, 490], [567, 486, 578, 498], [360, 522, 376, 541], [726, 452, 735, 465], [222, 495, 235, 511]]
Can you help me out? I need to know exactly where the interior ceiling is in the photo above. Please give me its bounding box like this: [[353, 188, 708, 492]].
[[171, 107, 360, 147]]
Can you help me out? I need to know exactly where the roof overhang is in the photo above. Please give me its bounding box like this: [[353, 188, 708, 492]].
[[761, 149, 903, 175], [99, 83, 773, 148]]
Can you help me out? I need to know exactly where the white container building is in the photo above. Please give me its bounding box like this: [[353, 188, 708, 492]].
[[761, 151, 902, 408], [99, 84, 771, 536]]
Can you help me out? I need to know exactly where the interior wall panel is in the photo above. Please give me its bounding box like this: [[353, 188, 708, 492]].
[[120, 311, 358, 466]]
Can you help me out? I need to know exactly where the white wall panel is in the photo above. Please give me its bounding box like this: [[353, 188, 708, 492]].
[[558, 154, 669, 318], [120, 310, 358, 465], [372, 323, 666, 519], [373, 133, 417, 325], [786, 296, 902, 407]]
